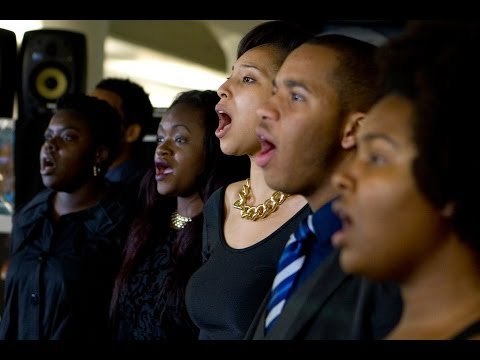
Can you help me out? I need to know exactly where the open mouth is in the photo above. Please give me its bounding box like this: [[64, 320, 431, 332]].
[[255, 133, 276, 168], [215, 107, 232, 138], [40, 155, 55, 174], [259, 135, 275, 154], [155, 159, 173, 179], [332, 200, 352, 227]]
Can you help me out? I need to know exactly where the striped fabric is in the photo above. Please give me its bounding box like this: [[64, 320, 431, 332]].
[[264, 214, 315, 333]]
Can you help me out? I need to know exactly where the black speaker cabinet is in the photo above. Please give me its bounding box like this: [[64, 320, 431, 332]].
[[0, 28, 16, 118], [18, 28, 87, 123], [14, 29, 87, 209]]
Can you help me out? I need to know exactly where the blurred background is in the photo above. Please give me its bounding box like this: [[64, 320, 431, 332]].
[[0, 20, 268, 109]]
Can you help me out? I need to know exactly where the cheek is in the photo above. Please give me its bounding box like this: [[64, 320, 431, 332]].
[[239, 89, 271, 119], [347, 179, 432, 279], [177, 150, 204, 178], [62, 150, 91, 170]]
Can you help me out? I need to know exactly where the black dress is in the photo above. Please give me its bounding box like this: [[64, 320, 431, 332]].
[[185, 187, 311, 340], [113, 217, 201, 340]]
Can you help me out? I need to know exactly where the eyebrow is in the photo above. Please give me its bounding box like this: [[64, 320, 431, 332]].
[[276, 78, 311, 94], [46, 125, 81, 133], [359, 132, 399, 149], [158, 124, 191, 133], [232, 62, 261, 71]]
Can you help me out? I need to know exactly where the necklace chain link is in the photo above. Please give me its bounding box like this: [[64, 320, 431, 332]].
[[233, 178, 290, 221]]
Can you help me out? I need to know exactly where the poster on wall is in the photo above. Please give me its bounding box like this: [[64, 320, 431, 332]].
[[0, 118, 14, 234]]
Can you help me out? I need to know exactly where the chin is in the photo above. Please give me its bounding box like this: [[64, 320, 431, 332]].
[[339, 250, 364, 275], [340, 252, 387, 281], [156, 183, 175, 197], [219, 139, 237, 156], [264, 175, 281, 191], [268, 177, 293, 195], [41, 177, 54, 189]]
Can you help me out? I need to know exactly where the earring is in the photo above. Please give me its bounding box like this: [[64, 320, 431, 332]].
[[93, 165, 101, 177]]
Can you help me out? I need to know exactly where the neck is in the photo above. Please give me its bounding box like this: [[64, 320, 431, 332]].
[[394, 236, 480, 338], [306, 183, 338, 212], [53, 180, 105, 219], [307, 153, 352, 211], [176, 193, 204, 218], [247, 161, 280, 201]]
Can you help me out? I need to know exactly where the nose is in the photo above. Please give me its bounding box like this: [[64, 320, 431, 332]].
[[256, 98, 278, 123], [331, 162, 355, 193], [155, 141, 173, 157], [217, 79, 230, 99], [43, 137, 57, 151]]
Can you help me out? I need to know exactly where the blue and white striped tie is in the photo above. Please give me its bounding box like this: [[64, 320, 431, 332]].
[[264, 214, 314, 333]]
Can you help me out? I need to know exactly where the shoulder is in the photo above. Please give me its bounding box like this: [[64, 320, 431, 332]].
[[205, 186, 226, 209], [14, 189, 52, 221]]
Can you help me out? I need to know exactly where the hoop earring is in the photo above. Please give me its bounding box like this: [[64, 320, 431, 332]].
[[93, 165, 101, 177]]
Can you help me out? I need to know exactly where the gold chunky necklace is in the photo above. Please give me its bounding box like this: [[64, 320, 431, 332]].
[[171, 211, 193, 230], [233, 178, 290, 221]]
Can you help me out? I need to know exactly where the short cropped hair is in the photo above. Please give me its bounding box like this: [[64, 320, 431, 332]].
[[307, 34, 381, 118], [94, 78, 153, 140]]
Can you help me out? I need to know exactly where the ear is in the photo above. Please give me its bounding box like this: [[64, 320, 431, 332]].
[[341, 112, 366, 150], [125, 123, 142, 143]]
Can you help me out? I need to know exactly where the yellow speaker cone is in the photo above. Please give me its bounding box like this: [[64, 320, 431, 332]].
[[35, 67, 68, 100]]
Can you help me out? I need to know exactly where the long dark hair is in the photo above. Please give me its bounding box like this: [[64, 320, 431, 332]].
[[237, 20, 312, 64], [109, 90, 249, 327]]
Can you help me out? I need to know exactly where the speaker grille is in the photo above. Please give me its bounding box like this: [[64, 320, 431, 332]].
[[18, 28, 87, 122]]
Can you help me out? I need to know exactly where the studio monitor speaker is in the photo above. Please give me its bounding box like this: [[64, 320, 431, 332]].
[[18, 28, 87, 123], [0, 28, 16, 118]]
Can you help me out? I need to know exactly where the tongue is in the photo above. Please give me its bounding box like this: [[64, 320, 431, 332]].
[[215, 113, 232, 136], [215, 123, 232, 137]]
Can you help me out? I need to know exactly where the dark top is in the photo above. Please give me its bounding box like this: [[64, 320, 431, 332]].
[[185, 186, 311, 340], [451, 319, 480, 340], [105, 158, 146, 188], [106, 159, 147, 213], [113, 216, 201, 340], [0, 183, 132, 340]]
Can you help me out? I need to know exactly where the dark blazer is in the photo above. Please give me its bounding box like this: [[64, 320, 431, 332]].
[[245, 249, 402, 340]]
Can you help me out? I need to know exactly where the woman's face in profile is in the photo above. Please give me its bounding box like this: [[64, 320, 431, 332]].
[[215, 44, 281, 157], [332, 94, 445, 282]]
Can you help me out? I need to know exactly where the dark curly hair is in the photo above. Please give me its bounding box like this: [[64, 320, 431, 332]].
[[376, 21, 480, 250]]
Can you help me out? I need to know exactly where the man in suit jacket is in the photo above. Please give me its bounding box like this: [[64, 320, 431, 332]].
[[246, 34, 402, 339]]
